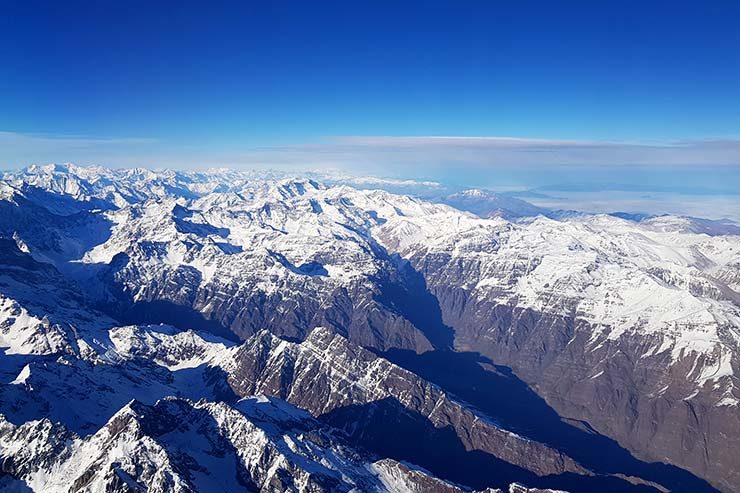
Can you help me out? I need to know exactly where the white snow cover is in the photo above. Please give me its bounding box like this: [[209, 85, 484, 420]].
[[373, 208, 740, 388], [1, 164, 739, 397], [12, 164, 740, 490]]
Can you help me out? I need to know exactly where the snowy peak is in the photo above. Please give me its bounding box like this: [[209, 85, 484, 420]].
[[0, 395, 497, 493], [441, 188, 552, 220]]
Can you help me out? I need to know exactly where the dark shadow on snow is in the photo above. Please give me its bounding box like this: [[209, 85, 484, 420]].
[[379, 349, 717, 493], [116, 299, 239, 343], [269, 251, 329, 277], [373, 256, 455, 350], [320, 397, 663, 492]]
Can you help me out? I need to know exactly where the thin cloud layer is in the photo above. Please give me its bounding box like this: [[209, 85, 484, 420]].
[[206, 136, 740, 172], [320, 136, 740, 167], [2, 131, 739, 171]]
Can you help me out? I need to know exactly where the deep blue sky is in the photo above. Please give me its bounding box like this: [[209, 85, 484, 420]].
[[2, 0, 740, 193]]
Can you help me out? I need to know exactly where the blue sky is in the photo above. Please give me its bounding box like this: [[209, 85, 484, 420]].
[[2, 1, 740, 193]]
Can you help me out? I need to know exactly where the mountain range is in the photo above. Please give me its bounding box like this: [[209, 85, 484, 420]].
[[1, 164, 738, 492]]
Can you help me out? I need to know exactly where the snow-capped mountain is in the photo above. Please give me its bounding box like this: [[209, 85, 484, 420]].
[[1, 393, 501, 493], [1, 164, 737, 492], [439, 188, 555, 220]]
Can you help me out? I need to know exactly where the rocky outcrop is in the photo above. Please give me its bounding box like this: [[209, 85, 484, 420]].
[[0, 396, 500, 493], [219, 328, 583, 477]]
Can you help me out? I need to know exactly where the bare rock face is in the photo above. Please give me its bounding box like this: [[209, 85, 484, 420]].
[[217, 328, 585, 480], [402, 236, 739, 493], [210, 328, 679, 491]]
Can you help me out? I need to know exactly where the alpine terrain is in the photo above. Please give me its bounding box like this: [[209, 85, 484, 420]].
[[0, 164, 738, 493]]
